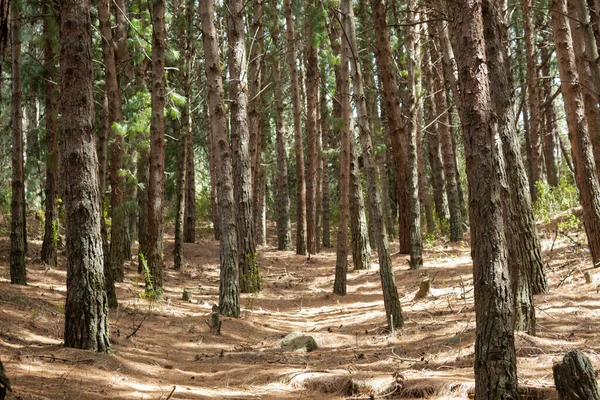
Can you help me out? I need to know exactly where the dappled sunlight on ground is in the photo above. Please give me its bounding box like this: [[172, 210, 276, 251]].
[[0, 217, 598, 398]]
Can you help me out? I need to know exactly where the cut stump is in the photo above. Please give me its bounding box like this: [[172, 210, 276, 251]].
[[553, 350, 600, 400]]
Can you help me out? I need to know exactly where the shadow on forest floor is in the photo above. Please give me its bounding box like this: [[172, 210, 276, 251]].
[[0, 218, 598, 399]]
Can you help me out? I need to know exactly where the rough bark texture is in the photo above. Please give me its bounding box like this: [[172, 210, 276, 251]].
[[270, 19, 292, 251], [522, 0, 543, 200], [321, 87, 331, 249], [98, 0, 120, 306], [145, 0, 167, 296], [41, 2, 59, 268], [343, 0, 403, 330], [183, 127, 196, 243], [569, 0, 600, 180], [284, 0, 307, 255], [173, 117, 186, 270], [227, 0, 259, 293], [451, 0, 518, 397], [333, 10, 351, 296], [540, 37, 560, 187], [416, 104, 435, 235], [10, 0, 26, 285], [483, 0, 546, 336], [370, 0, 410, 254], [551, 0, 600, 267], [199, 0, 239, 317], [60, 0, 111, 351], [349, 132, 371, 271], [305, 0, 319, 255], [404, 0, 423, 270], [553, 350, 600, 400]]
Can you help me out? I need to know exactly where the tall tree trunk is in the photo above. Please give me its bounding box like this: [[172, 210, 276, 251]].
[[569, 0, 600, 179], [551, 0, 600, 267], [41, 2, 59, 268], [451, 1, 518, 397], [284, 0, 307, 255], [145, 0, 167, 296], [98, 0, 120, 307], [60, 0, 111, 352], [540, 39, 560, 187], [183, 123, 196, 243], [403, 0, 423, 269], [523, 0, 544, 199], [199, 0, 240, 316], [10, 0, 26, 285], [321, 85, 331, 249], [483, 0, 547, 336], [371, 0, 410, 254], [333, 9, 351, 296], [316, 93, 323, 254], [349, 130, 371, 271], [431, 42, 463, 242], [173, 116, 186, 270], [343, 0, 403, 330], [227, 0, 259, 293], [272, 22, 292, 250], [305, 0, 319, 255]]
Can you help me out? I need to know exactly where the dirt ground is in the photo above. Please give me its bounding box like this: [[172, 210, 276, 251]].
[[1, 217, 599, 399]]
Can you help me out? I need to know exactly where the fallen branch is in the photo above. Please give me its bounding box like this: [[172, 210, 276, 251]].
[[164, 385, 176, 400], [557, 267, 578, 288], [126, 314, 147, 339]]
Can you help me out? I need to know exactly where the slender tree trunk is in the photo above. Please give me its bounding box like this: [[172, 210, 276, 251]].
[[61, 0, 111, 351], [173, 117, 187, 270], [145, 0, 167, 296], [284, 0, 307, 255], [272, 24, 292, 250], [349, 129, 371, 271], [227, 0, 259, 293], [183, 122, 196, 243], [199, 0, 240, 316], [540, 40, 560, 187], [343, 0, 403, 329], [321, 85, 331, 248], [551, 0, 600, 267], [333, 10, 351, 295], [451, 1, 518, 397], [10, 0, 26, 285], [523, 0, 544, 199], [41, 3, 59, 268], [316, 94, 323, 254], [416, 104, 435, 234], [305, 0, 319, 255], [137, 145, 149, 273]]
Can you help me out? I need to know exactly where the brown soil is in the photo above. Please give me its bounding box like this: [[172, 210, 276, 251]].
[[1, 219, 599, 399]]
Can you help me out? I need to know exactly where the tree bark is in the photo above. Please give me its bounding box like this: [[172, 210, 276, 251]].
[[370, 0, 410, 254], [173, 116, 186, 270], [145, 0, 167, 296], [61, 0, 111, 351], [10, 0, 26, 285], [553, 350, 600, 400], [551, 0, 600, 267], [199, 0, 240, 316], [540, 36, 560, 187], [451, 0, 518, 397], [343, 0, 403, 330], [227, 0, 259, 293], [284, 0, 307, 255], [321, 86, 331, 249], [41, 4, 59, 268], [349, 130, 371, 271]]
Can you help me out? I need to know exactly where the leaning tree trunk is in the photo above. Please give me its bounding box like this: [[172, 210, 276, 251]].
[[343, 0, 403, 330], [451, 0, 518, 398], [41, 2, 59, 268], [60, 0, 111, 352], [199, 0, 240, 317], [227, 0, 259, 293], [551, 0, 600, 267], [284, 0, 307, 255], [145, 0, 167, 296], [10, 0, 26, 285]]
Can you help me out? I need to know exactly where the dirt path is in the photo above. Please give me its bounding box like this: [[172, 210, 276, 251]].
[[1, 224, 599, 399]]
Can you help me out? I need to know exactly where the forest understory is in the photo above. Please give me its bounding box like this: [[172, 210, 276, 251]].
[[0, 212, 598, 400]]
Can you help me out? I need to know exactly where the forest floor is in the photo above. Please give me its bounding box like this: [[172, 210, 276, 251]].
[[1, 213, 600, 399]]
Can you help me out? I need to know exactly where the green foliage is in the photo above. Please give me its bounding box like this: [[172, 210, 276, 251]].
[[138, 253, 155, 299], [241, 252, 262, 294], [533, 175, 579, 222], [557, 212, 581, 232], [195, 187, 213, 222]]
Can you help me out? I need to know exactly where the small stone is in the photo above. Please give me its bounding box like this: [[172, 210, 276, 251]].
[[281, 332, 318, 352]]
